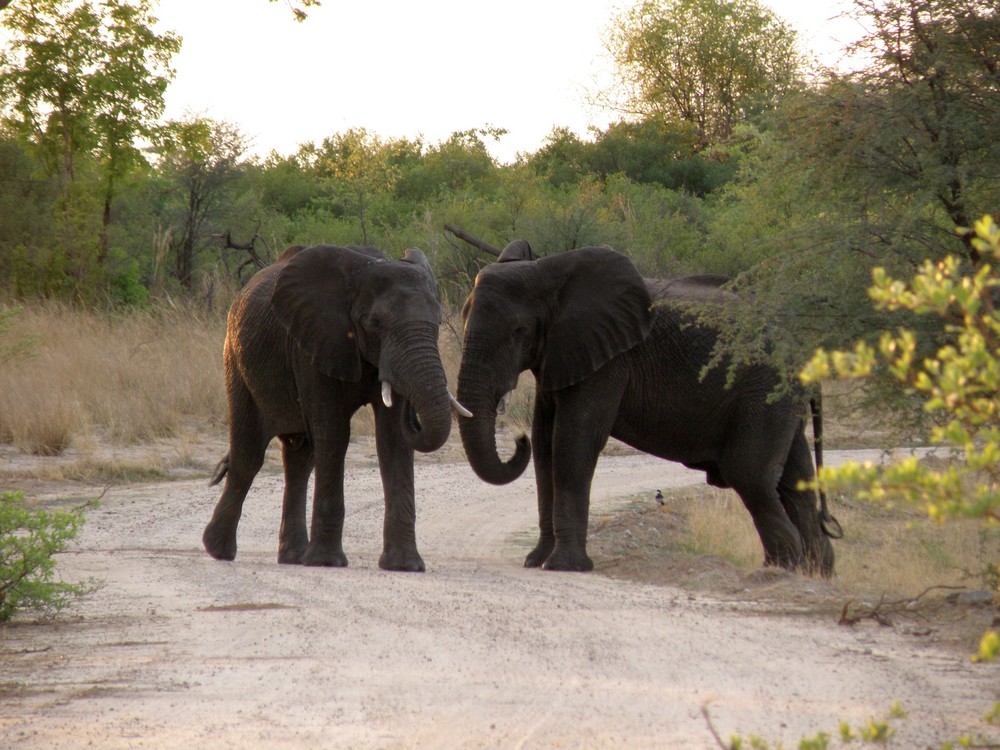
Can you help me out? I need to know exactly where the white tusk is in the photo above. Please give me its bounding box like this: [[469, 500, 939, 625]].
[[497, 391, 511, 416], [381, 381, 393, 408], [450, 392, 473, 418]]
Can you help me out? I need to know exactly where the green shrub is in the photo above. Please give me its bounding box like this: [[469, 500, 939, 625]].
[[802, 215, 1000, 661], [0, 491, 92, 621]]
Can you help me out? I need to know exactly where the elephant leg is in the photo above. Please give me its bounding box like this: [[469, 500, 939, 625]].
[[720, 439, 806, 572], [777, 428, 834, 577], [525, 393, 556, 568], [302, 421, 350, 568], [277, 433, 313, 564], [733, 481, 806, 572], [203, 384, 267, 561], [716, 402, 812, 573], [542, 387, 617, 572], [373, 402, 425, 572]]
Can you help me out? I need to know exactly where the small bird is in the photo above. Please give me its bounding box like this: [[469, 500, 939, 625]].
[[654, 489, 664, 505]]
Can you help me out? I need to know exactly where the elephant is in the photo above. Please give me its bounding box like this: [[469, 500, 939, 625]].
[[203, 243, 466, 571], [456, 240, 835, 576]]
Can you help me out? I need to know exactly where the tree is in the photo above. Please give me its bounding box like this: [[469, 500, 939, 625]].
[[299, 129, 404, 244], [395, 128, 501, 203], [528, 127, 592, 188], [603, 0, 801, 148], [699, 0, 1000, 399], [156, 118, 248, 289], [813, 0, 1000, 263], [802, 215, 1000, 663], [268, 0, 321, 22], [0, 0, 179, 295], [88, 0, 180, 260]]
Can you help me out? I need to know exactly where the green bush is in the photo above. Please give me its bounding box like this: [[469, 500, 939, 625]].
[[802, 215, 1000, 662], [0, 491, 92, 622]]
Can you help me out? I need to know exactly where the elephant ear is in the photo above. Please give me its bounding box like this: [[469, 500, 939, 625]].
[[498, 239, 538, 262], [271, 245, 385, 381], [538, 247, 653, 391], [401, 247, 433, 276]]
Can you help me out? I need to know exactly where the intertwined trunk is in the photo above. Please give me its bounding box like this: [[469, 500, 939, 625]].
[[383, 322, 452, 454], [456, 357, 530, 484]]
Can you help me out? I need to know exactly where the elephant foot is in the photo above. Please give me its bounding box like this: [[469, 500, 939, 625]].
[[379, 546, 426, 573], [302, 544, 349, 568], [277, 545, 306, 565], [811, 536, 836, 579], [203, 523, 237, 561], [277, 533, 310, 565], [541, 544, 593, 572], [763, 547, 807, 576], [524, 538, 554, 568]]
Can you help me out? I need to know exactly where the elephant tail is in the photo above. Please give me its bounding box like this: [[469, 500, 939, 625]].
[[209, 454, 230, 486], [810, 394, 843, 540]]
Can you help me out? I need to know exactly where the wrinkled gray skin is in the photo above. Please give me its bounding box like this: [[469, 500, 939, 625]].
[[457, 241, 833, 576], [203, 244, 453, 571]]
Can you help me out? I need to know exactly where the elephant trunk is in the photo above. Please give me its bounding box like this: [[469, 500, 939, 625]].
[[456, 359, 530, 485], [382, 323, 452, 454]]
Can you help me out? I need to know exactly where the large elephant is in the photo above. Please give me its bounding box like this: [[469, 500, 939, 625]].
[[203, 244, 464, 571], [456, 241, 834, 576]]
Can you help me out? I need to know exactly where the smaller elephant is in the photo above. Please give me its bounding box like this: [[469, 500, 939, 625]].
[[203, 244, 466, 571], [456, 241, 835, 576]]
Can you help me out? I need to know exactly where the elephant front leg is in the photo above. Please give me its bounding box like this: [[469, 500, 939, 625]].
[[541, 396, 611, 572], [525, 394, 555, 568], [543, 474, 595, 572], [374, 402, 425, 572], [277, 433, 313, 564], [302, 431, 350, 568]]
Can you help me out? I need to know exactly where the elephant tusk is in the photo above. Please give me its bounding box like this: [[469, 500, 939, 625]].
[[450, 392, 473, 418], [381, 381, 393, 408], [497, 391, 511, 416]]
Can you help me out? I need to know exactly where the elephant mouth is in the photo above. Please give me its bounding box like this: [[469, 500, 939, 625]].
[[496, 391, 512, 416], [380, 382, 423, 434], [406, 402, 422, 433], [382, 380, 471, 420]]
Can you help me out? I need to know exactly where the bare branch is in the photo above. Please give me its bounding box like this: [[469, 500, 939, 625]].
[[443, 223, 501, 257]]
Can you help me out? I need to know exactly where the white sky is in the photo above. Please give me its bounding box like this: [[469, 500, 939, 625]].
[[154, 0, 863, 164]]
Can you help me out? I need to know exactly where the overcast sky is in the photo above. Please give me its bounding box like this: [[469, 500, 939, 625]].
[[154, 0, 861, 163]]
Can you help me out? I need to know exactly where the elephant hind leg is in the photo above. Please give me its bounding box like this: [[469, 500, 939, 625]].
[[277, 433, 313, 564], [203, 437, 267, 561], [777, 430, 834, 577], [724, 463, 806, 573], [203, 385, 268, 561]]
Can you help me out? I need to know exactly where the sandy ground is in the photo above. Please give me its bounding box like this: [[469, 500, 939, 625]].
[[1, 437, 998, 749]]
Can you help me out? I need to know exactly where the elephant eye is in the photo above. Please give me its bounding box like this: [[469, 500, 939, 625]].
[[513, 324, 529, 339], [366, 315, 383, 332]]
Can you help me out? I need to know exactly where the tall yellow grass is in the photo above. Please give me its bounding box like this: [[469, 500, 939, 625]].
[[0, 302, 228, 453], [0, 304, 476, 456], [670, 487, 1000, 596]]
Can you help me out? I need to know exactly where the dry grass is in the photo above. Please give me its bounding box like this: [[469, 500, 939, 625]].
[[0, 301, 228, 453], [0, 301, 404, 455], [593, 484, 1000, 601]]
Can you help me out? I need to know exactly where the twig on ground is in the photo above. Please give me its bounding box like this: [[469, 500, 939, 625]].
[[838, 585, 968, 627]]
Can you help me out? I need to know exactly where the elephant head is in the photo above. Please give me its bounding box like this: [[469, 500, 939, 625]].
[[457, 241, 653, 483], [271, 244, 454, 453]]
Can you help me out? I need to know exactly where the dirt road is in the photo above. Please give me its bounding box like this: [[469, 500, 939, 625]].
[[1, 442, 997, 748]]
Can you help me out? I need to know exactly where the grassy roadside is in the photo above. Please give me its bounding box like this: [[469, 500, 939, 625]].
[[587, 484, 1000, 658], [2, 302, 997, 654]]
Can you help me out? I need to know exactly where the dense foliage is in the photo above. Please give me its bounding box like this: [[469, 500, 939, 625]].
[[602, 0, 801, 148], [803, 215, 1000, 663], [0, 0, 996, 386]]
